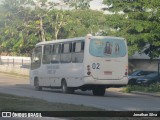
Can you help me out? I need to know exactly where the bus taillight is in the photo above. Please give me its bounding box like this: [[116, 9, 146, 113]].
[[125, 71, 128, 76], [125, 66, 128, 76], [87, 65, 91, 75]]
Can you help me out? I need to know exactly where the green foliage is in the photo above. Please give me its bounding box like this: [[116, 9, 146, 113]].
[[103, 0, 160, 58], [1, 0, 160, 58], [0, 0, 106, 56], [125, 83, 160, 93]]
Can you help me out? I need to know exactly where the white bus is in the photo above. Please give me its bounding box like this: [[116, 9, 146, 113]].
[[30, 34, 128, 96]]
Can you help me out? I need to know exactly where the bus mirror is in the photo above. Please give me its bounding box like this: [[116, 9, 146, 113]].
[[34, 57, 39, 62], [86, 34, 92, 40]]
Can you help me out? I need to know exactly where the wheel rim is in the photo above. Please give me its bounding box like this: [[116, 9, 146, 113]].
[[35, 79, 42, 91], [62, 81, 67, 93], [35, 80, 39, 89]]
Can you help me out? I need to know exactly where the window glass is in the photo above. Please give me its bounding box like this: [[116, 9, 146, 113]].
[[75, 42, 81, 52], [43, 45, 51, 64], [72, 41, 84, 63], [115, 43, 120, 54], [51, 44, 61, 63], [31, 46, 42, 70], [73, 41, 85, 52], [61, 43, 72, 53], [61, 43, 72, 63], [53, 44, 61, 54], [104, 42, 112, 55], [89, 38, 126, 58]]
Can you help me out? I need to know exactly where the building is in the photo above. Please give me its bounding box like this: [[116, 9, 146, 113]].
[[129, 52, 160, 73]]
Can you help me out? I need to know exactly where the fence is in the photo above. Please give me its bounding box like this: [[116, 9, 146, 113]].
[[0, 56, 31, 69]]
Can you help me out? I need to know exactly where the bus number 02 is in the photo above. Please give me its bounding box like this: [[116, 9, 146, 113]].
[[92, 63, 100, 69]]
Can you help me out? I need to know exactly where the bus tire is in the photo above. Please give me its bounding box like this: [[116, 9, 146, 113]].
[[61, 80, 74, 94], [92, 87, 105, 96], [34, 78, 42, 91]]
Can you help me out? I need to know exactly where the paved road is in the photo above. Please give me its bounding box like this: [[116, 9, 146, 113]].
[[0, 73, 160, 111]]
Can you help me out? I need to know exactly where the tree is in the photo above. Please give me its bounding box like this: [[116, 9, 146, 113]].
[[0, 0, 56, 55], [68, 10, 106, 36], [103, 0, 160, 58], [0, 0, 106, 56]]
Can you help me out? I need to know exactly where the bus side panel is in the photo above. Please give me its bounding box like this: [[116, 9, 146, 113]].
[[53, 63, 85, 87], [30, 69, 41, 86]]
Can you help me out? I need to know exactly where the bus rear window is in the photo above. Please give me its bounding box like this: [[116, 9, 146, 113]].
[[89, 38, 127, 57]]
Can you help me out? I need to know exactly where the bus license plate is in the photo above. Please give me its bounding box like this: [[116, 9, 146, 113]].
[[104, 71, 112, 75]]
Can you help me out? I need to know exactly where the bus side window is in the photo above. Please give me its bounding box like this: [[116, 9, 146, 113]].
[[61, 43, 72, 63], [72, 41, 84, 63], [51, 44, 61, 63], [31, 46, 42, 70], [43, 45, 51, 64]]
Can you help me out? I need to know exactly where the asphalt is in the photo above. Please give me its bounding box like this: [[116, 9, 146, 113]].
[[1, 71, 160, 98], [107, 88, 160, 97], [131, 91, 160, 97]]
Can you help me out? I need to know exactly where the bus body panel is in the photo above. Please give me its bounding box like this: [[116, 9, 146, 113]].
[[83, 76, 128, 85], [30, 63, 85, 87], [84, 56, 128, 80], [30, 35, 128, 90], [83, 36, 128, 85]]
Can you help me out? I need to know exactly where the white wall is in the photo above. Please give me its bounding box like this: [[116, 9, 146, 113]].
[[129, 59, 159, 72], [0, 56, 30, 75]]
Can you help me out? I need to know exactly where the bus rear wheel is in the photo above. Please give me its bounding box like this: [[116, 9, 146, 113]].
[[34, 78, 42, 91], [61, 80, 74, 94], [92, 87, 105, 96]]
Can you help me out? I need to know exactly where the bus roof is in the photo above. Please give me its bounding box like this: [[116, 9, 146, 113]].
[[36, 35, 125, 46], [36, 37, 85, 46]]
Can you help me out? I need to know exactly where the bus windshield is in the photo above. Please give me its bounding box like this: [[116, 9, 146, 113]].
[[89, 38, 127, 58]]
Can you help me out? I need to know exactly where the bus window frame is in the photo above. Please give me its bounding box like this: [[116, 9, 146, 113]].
[[31, 46, 42, 70], [42, 45, 52, 64], [60, 42, 72, 63], [72, 41, 84, 63], [51, 44, 61, 64]]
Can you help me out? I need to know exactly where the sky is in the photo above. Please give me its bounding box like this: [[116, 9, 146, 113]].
[[49, 0, 107, 11], [90, 0, 107, 11], [0, 0, 109, 13], [49, 0, 111, 14]]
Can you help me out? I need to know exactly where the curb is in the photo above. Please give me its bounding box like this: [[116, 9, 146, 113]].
[[131, 91, 160, 97]]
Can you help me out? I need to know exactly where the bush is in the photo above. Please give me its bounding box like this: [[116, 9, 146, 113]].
[[124, 82, 160, 93], [147, 82, 160, 92]]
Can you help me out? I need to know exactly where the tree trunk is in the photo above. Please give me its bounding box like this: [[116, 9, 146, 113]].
[[40, 17, 45, 42]]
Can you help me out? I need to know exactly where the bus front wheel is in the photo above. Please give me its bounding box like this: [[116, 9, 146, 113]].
[[61, 80, 74, 94], [34, 78, 42, 91], [92, 87, 105, 96]]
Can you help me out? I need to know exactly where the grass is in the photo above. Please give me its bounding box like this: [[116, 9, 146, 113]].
[[0, 93, 104, 111], [1, 95, 160, 120], [0, 71, 29, 78], [123, 83, 160, 93], [1, 93, 157, 120]]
